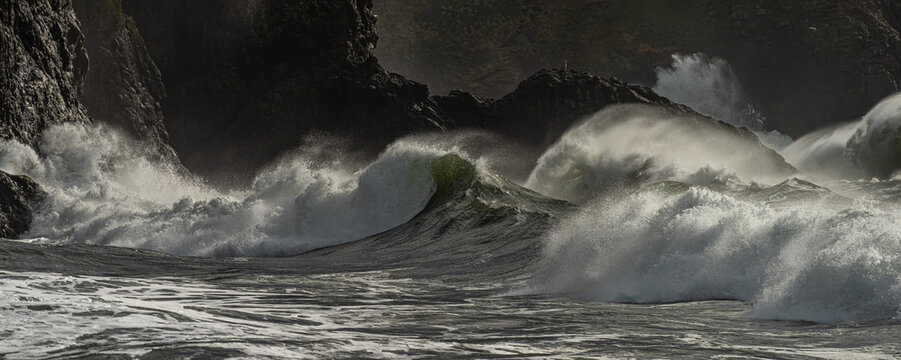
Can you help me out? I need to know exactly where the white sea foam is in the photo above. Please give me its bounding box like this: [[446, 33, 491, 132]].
[[525, 104, 795, 203], [0, 123, 443, 256], [0, 270, 462, 358], [525, 186, 901, 323], [521, 91, 901, 323]]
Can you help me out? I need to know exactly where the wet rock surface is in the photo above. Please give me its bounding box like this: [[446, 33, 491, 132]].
[[0, 0, 90, 146], [0, 171, 45, 239]]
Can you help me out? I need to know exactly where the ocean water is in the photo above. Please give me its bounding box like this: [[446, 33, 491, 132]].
[[4, 61, 901, 357]]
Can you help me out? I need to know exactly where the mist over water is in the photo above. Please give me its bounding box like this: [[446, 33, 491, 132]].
[[525, 104, 795, 203], [653, 53, 793, 150], [781, 92, 901, 180]]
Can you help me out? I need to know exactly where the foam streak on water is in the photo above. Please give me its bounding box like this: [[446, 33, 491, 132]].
[[3, 269, 899, 359]]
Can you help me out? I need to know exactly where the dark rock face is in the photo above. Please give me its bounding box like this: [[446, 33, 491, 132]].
[[436, 69, 696, 149], [0, 0, 90, 146], [122, 0, 448, 184], [375, 0, 901, 138], [120, 0, 789, 184], [72, 0, 179, 164], [0, 171, 46, 239], [432, 69, 795, 180]]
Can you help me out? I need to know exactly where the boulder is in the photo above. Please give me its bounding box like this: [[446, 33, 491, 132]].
[[0, 171, 46, 239]]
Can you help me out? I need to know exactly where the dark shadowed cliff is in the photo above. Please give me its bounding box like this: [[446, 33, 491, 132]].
[[375, 0, 901, 137], [0, 0, 181, 237], [118, 0, 801, 186], [72, 0, 179, 164], [122, 0, 450, 184]]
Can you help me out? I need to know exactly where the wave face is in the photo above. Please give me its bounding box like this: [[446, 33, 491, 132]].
[[780, 92, 901, 179], [525, 104, 795, 203], [0, 124, 442, 256]]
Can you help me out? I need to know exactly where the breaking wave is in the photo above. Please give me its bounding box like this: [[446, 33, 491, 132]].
[[525, 104, 796, 203], [3, 81, 901, 326], [780, 92, 901, 180], [0, 123, 453, 256], [518, 92, 901, 323], [523, 186, 901, 323]]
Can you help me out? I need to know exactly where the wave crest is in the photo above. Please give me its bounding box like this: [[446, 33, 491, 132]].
[[525, 104, 795, 203], [0, 124, 455, 257]]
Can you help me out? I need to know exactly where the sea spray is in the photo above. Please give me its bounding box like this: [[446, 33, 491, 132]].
[[525, 104, 796, 203], [653, 53, 792, 150], [0, 123, 446, 256], [524, 185, 901, 323], [780, 92, 901, 180]]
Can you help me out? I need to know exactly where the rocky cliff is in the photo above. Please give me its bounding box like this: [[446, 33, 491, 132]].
[[122, 0, 449, 185], [0, 0, 89, 146], [0, 0, 181, 237], [72, 0, 179, 164], [0, 0, 88, 238], [375, 0, 901, 138]]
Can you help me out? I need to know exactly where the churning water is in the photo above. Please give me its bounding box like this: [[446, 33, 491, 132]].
[[4, 57, 901, 357]]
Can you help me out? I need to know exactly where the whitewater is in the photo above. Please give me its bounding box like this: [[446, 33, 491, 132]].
[[4, 55, 901, 358]]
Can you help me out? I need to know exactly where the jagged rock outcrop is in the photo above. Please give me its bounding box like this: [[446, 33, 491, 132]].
[[436, 69, 696, 148], [72, 0, 179, 164], [375, 0, 901, 138], [122, 0, 448, 185], [0, 0, 82, 239], [0, 0, 90, 146], [0, 171, 46, 238], [432, 68, 796, 179], [120, 0, 793, 185]]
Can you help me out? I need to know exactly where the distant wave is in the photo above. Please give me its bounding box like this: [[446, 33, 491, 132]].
[[525, 104, 796, 203], [781, 92, 901, 179]]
